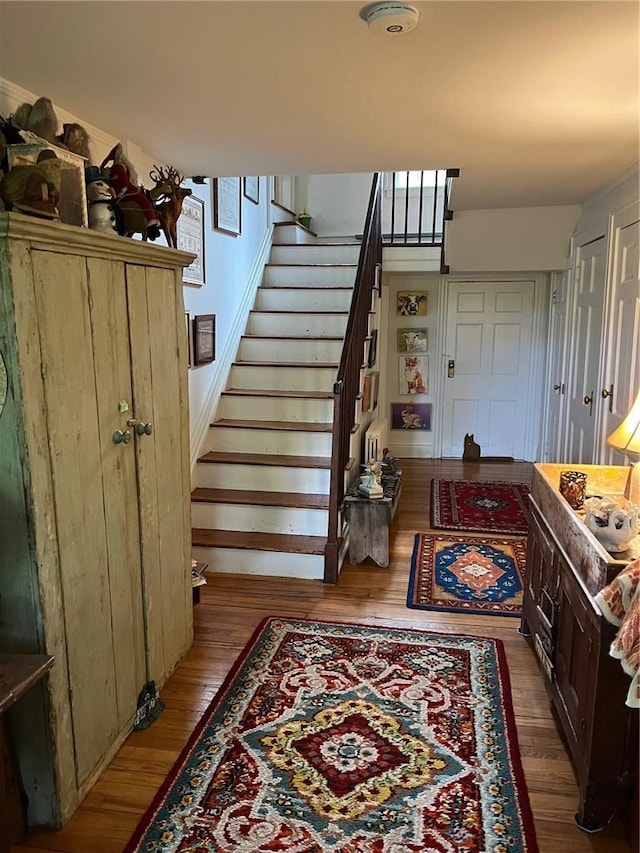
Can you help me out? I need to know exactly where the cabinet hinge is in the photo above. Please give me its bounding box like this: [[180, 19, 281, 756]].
[[588, 637, 593, 654], [40, 362, 46, 379]]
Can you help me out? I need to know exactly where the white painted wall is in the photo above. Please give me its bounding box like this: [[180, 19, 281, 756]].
[[572, 164, 639, 238], [381, 273, 441, 458], [0, 78, 272, 478], [296, 172, 371, 237], [445, 205, 581, 272]]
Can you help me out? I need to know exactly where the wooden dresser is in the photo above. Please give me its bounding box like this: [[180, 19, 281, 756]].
[[521, 463, 638, 833]]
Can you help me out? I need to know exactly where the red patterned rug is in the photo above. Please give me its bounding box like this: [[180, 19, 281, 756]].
[[408, 533, 527, 617], [431, 479, 530, 535], [125, 617, 539, 853]]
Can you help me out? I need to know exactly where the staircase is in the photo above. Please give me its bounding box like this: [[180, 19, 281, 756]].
[[191, 215, 362, 580]]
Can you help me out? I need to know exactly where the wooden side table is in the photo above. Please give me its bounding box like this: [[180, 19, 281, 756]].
[[343, 473, 402, 567], [192, 561, 208, 605], [0, 653, 54, 853]]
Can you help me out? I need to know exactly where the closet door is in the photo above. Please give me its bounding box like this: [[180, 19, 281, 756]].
[[33, 250, 142, 786], [599, 209, 640, 458], [127, 264, 191, 686], [565, 237, 607, 463]]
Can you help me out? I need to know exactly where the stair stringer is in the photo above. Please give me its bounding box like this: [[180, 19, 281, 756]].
[[189, 223, 275, 477]]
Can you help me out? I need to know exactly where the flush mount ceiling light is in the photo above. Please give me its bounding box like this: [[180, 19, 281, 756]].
[[359, 2, 419, 35]]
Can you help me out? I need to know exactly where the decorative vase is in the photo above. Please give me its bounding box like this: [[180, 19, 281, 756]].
[[559, 470, 587, 509]]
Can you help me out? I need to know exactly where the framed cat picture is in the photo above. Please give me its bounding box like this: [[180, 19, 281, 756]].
[[398, 355, 428, 395]]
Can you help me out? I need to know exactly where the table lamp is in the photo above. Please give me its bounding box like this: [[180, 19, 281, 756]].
[[607, 388, 640, 504]]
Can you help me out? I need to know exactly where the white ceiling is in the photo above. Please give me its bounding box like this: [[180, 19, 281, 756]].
[[0, 1, 638, 210]]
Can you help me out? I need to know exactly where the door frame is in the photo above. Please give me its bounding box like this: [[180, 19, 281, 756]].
[[434, 272, 549, 461]]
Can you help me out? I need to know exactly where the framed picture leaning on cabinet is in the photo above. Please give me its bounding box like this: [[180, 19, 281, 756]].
[[193, 314, 216, 365]]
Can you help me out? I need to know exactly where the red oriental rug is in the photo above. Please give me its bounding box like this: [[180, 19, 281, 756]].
[[431, 478, 530, 535], [125, 617, 539, 853], [408, 533, 527, 617]]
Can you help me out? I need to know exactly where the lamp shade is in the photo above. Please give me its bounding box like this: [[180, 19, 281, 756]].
[[607, 389, 640, 454]]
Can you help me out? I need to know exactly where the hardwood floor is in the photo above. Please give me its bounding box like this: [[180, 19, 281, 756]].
[[13, 460, 632, 852]]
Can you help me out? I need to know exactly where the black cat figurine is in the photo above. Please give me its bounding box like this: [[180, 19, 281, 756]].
[[463, 433, 481, 461], [463, 433, 514, 463]]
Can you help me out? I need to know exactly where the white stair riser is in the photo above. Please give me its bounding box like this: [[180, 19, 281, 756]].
[[192, 502, 328, 536], [270, 245, 360, 265], [196, 463, 330, 493], [272, 227, 316, 246], [229, 364, 336, 392], [191, 546, 323, 579], [263, 266, 356, 287], [219, 394, 333, 423], [247, 312, 348, 337], [255, 288, 352, 312], [238, 337, 342, 363], [210, 426, 332, 456]]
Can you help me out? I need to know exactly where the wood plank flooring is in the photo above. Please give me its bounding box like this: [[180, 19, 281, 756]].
[[13, 460, 632, 852]]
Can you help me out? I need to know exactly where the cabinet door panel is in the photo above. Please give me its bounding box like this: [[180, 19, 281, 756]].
[[127, 265, 190, 684], [554, 566, 596, 751], [32, 251, 118, 785], [87, 257, 146, 727]]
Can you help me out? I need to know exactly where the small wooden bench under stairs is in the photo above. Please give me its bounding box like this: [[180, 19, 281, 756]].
[[191, 214, 362, 580]]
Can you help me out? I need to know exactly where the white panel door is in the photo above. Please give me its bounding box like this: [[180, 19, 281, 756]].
[[544, 271, 570, 460], [565, 237, 606, 463], [599, 215, 640, 461], [441, 280, 536, 459]]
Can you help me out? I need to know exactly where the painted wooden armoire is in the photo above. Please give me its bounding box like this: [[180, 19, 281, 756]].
[[0, 213, 194, 826]]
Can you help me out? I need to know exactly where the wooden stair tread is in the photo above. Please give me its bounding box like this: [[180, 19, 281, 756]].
[[266, 262, 357, 268], [222, 389, 334, 399], [192, 528, 326, 555], [273, 242, 360, 248], [192, 487, 329, 509], [241, 334, 343, 341], [198, 451, 332, 468], [272, 219, 317, 236], [251, 310, 349, 315], [259, 285, 352, 291], [232, 360, 338, 368], [211, 418, 332, 432]]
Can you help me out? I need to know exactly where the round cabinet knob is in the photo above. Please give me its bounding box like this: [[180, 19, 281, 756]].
[[583, 393, 593, 405], [112, 429, 132, 445], [553, 384, 561, 391], [135, 421, 153, 436]]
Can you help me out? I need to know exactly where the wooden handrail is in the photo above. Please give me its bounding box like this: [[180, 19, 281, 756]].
[[324, 173, 382, 583]]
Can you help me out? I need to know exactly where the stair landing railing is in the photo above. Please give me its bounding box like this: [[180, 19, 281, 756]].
[[324, 173, 382, 583], [384, 168, 459, 273]]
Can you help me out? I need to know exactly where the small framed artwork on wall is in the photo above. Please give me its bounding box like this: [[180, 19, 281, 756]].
[[399, 355, 429, 395], [367, 329, 378, 368], [397, 327, 428, 352], [243, 176, 259, 204], [391, 402, 432, 430], [213, 177, 241, 236], [177, 195, 205, 287], [396, 291, 428, 317], [193, 314, 216, 365], [185, 311, 192, 368]]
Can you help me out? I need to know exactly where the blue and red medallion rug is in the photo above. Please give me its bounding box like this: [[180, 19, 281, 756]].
[[125, 617, 538, 853], [431, 479, 530, 535], [408, 533, 527, 617]]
